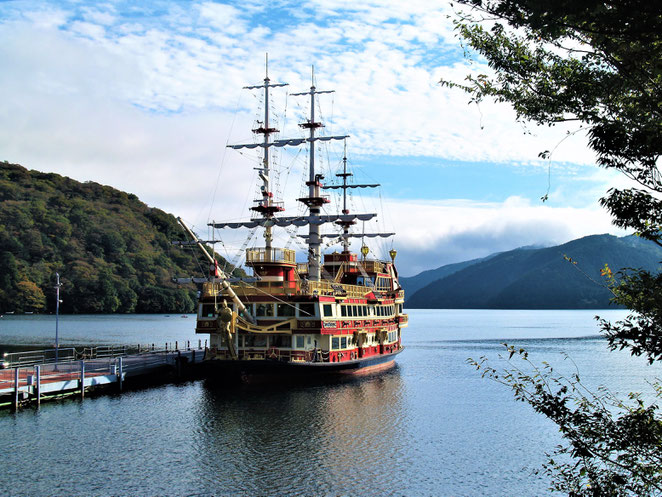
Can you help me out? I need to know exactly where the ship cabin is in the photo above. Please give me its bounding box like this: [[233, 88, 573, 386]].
[[196, 247, 408, 363]]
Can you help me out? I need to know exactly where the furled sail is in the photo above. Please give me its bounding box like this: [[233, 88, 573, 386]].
[[227, 135, 349, 150], [299, 233, 395, 239], [210, 213, 377, 230], [321, 184, 379, 190]]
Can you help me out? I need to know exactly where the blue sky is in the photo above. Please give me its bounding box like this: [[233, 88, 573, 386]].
[[0, 0, 627, 275]]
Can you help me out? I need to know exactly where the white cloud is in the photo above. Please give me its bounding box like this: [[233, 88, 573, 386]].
[[380, 196, 625, 276], [0, 1, 625, 279]]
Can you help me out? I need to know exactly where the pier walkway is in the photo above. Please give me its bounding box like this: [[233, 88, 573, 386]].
[[0, 344, 205, 409]]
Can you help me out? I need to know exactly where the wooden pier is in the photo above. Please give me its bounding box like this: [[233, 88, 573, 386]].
[[0, 344, 205, 409]]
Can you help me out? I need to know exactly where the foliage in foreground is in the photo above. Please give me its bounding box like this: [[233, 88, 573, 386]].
[[449, 0, 662, 494], [471, 347, 662, 496]]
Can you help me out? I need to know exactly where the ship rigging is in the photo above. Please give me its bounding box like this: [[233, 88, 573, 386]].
[[176, 58, 408, 379]]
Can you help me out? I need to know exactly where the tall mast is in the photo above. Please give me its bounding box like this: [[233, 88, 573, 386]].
[[321, 140, 384, 253], [340, 141, 350, 252], [263, 55, 272, 249], [238, 54, 288, 250], [291, 67, 335, 281], [222, 64, 378, 278]]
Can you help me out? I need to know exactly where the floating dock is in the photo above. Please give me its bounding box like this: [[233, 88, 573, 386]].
[[0, 344, 205, 409]]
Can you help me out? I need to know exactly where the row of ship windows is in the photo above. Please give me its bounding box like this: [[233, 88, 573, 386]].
[[201, 302, 404, 319], [240, 335, 311, 349], [227, 333, 394, 350], [330, 331, 398, 350], [355, 276, 392, 290], [339, 304, 400, 318]]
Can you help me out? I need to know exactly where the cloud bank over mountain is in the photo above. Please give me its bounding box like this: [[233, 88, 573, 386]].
[[0, 1, 628, 274]]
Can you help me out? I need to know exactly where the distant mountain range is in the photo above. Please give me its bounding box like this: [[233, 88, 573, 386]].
[[404, 234, 662, 309]]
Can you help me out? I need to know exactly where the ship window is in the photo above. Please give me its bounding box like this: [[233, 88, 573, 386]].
[[244, 335, 267, 348], [340, 337, 347, 349], [332, 337, 340, 350], [277, 303, 295, 317], [271, 335, 291, 348], [200, 304, 216, 318], [295, 336, 305, 348], [362, 306, 367, 317], [256, 303, 274, 317], [341, 306, 347, 317], [323, 304, 334, 317], [398, 304, 403, 313], [299, 303, 316, 317]]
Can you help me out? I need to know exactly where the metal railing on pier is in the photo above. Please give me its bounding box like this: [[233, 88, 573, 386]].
[[1, 340, 207, 369], [0, 343, 207, 409]]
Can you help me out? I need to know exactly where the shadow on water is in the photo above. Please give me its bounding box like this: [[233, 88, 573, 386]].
[[191, 367, 408, 496]]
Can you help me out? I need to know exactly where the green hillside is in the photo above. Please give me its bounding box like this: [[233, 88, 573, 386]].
[[406, 234, 662, 309], [0, 162, 240, 314]]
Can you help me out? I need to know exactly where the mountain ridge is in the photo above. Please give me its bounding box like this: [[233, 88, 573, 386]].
[[0, 162, 239, 313], [405, 234, 662, 309]]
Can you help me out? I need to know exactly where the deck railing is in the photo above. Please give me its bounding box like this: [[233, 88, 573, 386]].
[[246, 247, 296, 265]]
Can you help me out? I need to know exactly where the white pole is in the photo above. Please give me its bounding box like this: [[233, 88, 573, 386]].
[[55, 272, 61, 364]]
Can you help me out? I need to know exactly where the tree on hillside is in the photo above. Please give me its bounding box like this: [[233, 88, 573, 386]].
[[447, 1, 662, 494], [15, 280, 46, 312]]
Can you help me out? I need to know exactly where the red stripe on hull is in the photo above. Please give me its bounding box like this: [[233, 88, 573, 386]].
[[336, 358, 396, 376]]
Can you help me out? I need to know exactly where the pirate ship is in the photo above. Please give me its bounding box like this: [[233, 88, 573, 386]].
[[177, 61, 408, 380]]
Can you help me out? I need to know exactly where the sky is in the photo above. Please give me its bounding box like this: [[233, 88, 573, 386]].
[[0, 0, 629, 276]]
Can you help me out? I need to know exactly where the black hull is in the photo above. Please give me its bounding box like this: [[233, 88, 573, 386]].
[[200, 348, 403, 383]]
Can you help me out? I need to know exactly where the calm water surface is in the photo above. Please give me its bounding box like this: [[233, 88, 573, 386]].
[[0, 309, 659, 497]]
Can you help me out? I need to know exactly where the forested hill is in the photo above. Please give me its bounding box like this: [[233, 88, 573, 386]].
[[0, 162, 240, 314], [406, 234, 662, 309]]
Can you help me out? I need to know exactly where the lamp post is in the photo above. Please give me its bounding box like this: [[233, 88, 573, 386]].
[[54, 272, 62, 364]]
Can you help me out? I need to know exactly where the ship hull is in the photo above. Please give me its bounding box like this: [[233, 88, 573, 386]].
[[200, 348, 403, 383]]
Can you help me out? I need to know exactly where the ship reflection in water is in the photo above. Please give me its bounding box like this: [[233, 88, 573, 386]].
[[194, 369, 407, 495]]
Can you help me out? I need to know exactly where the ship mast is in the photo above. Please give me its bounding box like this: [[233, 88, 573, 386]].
[[321, 140, 384, 253], [339, 142, 351, 252], [217, 63, 382, 279], [245, 54, 287, 250], [290, 67, 336, 281]]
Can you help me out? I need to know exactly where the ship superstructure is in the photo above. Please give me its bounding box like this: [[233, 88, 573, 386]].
[[178, 60, 408, 378]]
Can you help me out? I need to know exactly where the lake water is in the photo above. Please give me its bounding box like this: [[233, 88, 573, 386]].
[[0, 309, 659, 497]]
